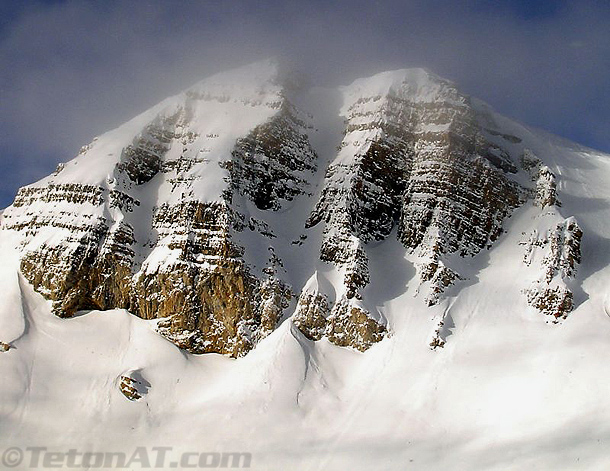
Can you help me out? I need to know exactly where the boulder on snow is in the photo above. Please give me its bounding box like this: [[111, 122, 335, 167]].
[[118, 370, 150, 401]]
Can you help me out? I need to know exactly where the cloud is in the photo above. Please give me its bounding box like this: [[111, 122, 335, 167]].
[[1, 0, 609, 205]]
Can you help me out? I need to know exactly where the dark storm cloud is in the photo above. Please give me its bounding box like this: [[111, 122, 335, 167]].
[[1, 0, 609, 206]]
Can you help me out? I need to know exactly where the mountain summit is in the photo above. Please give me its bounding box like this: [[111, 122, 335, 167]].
[[0, 59, 581, 353], [1, 60, 609, 470]]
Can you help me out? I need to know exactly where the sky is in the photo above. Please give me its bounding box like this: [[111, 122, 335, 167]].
[[1, 0, 609, 207]]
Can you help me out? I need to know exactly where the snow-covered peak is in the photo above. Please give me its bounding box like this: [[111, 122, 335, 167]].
[[3, 59, 610, 470], [185, 57, 283, 103], [341, 67, 464, 112], [24, 58, 290, 208]]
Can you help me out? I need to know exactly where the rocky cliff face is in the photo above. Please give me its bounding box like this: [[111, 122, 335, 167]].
[[0, 61, 584, 356], [522, 217, 583, 320], [307, 69, 526, 312], [3, 60, 311, 357], [221, 101, 318, 210], [517, 147, 582, 320]]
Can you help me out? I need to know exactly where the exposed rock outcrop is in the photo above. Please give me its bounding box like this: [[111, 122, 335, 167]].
[[1, 62, 584, 358], [135, 201, 263, 356], [293, 290, 385, 351], [534, 166, 558, 209], [520, 149, 559, 208], [221, 102, 317, 210], [119, 371, 150, 401], [308, 70, 525, 310], [116, 109, 193, 185], [429, 315, 454, 350], [416, 252, 463, 306], [4, 62, 310, 357], [522, 217, 583, 319], [325, 298, 386, 352], [293, 291, 330, 341]]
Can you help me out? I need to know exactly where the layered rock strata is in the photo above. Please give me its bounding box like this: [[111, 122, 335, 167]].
[[306, 70, 525, 320], [0, 63, 585, 357], [522, 217, 583, 319], [3, 61, 316, 357]]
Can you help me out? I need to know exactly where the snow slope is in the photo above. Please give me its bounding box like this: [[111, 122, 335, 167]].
[[1, 61, 610, 470]]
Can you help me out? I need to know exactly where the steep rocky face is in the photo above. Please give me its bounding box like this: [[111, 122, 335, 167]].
[[12, 130, 309, 357], [0, 62, 587, 358], [522, 217, 583, 319], [416, 256, 462, 306], [133, 201, 263, 356], [398, 149, 523, 257], [12, 184, 111, 315], [221, 102, 317, 210], [307, 70, 526, 313], [521, 148, 559, 208], [293, 291, 331, 341], [292, 289, 385, 352], [2, 61, 318, 357], [517, 146, 582, 320], [325, 298, 386, 351], [14, 191, 274, 357]]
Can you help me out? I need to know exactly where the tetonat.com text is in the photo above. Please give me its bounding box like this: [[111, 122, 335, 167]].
[[1, 446, 252, 468]]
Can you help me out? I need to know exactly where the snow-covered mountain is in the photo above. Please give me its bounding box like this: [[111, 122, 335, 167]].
[[1, 59, 609, 470]]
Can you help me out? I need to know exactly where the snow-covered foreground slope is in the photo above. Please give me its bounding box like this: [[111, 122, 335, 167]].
[[1, 60, 610, 470]]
